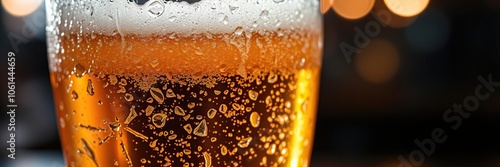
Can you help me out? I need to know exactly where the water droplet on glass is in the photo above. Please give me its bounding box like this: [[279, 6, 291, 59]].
[[195, 48, 204, 56], [114, 160, 119, 166], [150, 58, 159, 68], [252, 21, 258, 28], [219, 104, 228, 113], [268, 72, 278, 83], [221, 145, 228, 155], [71, 91, 78, 101], [81, 139, 98, 166], [150, 87, 165, 103], [74, 63, 86, 78], [238, 136, 252, 148], [166, 89, 176, 98], [148, 1, 165, 17], [193, 119, 208, 137], [267, 143, 276, 155], [260, 10, 269, 21], [183, 124, 193, 134], [124, 93, 134, 101], [234, 27, 244, 36], [250, 112, 260, 128], [85, 5, 94, 16], [124, 106, 138, 125], [152, 113, 167, 128], [229, 5, 239, 14], [174, 106, 186, 116], [265, 96, 273, 106], [168, 16, 176, 22], [140, 158, 146, 164], [109, 122, 121, 131], [202, 152, 211, 167], [207, 108, 217, 119], [223, 16, 229, 25], [145, 105, 155, 116], [273, 0, 285, 3], [87, 79, 95, 96], [248, 90, 259, 101]]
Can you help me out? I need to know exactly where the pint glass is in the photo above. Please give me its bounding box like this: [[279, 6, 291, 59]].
[[46, 0, 322, 166]]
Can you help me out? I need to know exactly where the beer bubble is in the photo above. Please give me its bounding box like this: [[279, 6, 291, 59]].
[[152, 113, 167, 128], [183, 149, 192, 155], [248, 90, 259, 101], [71, 91, 78, 101], [187, 102, 195, 109], [150, 87, 165, 103], [73, 63, 86, 78], [250, 112, 260, 128], [238, 136, 252, 148], [87, 79, 95, 96], [147, 1, 164, 17], [193, 119, 208, 137], [174, 106, 186, 116], [207, 108, 217, 119], [140, 158, 146, 164], [124, 93, 134, 101]]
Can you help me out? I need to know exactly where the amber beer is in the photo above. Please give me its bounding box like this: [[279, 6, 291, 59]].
[[47, 0, 322, 166]]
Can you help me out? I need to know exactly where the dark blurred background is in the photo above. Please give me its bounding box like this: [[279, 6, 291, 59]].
[[1, 0, 500, 166]]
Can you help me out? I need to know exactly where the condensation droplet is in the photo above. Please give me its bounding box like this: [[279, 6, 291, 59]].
[[71, 91, 78, 101], [207, 108, 217, 119], [87, 79, 95, 96], [168, 16, 176, 22], [234, 27, 244, 36], [148, 1, 165, 17], [268, 72, 278, 83], [238, 136, 252, 148], [193, 119, 208, 137], [267, 143, 276, 155], [260, 10, 269, 21], [223, 15, 229, 25], [273, 0, 285, 3], [166, 89, 176, 98], [248, 90, 259, 101], [109, 122, 121, 131], [145, 105, 155, 116], [152, 113, 167, 128], [124, 106, 138, 125], [265, 96, 273, 106], [150, 58, 159, 68], [203, 152, 212, 167], [250, 112, 260, 128], [114, 160, 118, 166], [124, 93, 134, 101], [214, 90, 221, 95], [183, 124, 193, 134], [221, 145, 228, 155], [183, 149, 192, 155], [140, 158, 146, 164], [74, 63, 86, 78], [150, 87, 165, 103], [174, 106, 186, 116], [187, 102, 196, 109], [219, 104, 228, 113]]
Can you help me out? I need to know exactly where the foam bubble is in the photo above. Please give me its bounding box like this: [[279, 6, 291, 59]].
[[57, 0, 320, 35]]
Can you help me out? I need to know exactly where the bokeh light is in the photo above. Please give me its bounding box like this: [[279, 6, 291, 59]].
[[332, 0, 375, 20], [1, 0, 42, 17], [321, 0, 333, 14], [355, 39, 399, 84], [373, 0, 418, 28], [384, 0, 429, 17]]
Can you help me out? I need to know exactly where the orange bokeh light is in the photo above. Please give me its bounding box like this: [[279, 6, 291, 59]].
[[355, 39, 399, 84], [1, 0, 42, 17], [331, 0, 375, 20], [384, 0, 430, 17]]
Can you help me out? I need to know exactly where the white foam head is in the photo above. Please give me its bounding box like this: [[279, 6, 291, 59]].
[[50, 0, 321, 35]]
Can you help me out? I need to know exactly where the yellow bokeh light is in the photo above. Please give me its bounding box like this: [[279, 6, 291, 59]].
[[355, 39, 399, 84], [384, 0, 429, 17], [332, 0, 375, 20], [1, 0, 42, 17], [321, 0, 333, 14]]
